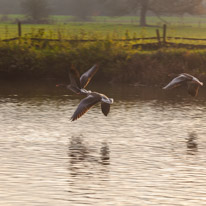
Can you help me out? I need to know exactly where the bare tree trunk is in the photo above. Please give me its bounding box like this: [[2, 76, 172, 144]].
[[139, 0, 149, 26]]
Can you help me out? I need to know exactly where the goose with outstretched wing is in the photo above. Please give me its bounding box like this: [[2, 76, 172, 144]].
[[71, 91, 113, 121], [163, 73, 203, 97], [56, 64, 98, 94]]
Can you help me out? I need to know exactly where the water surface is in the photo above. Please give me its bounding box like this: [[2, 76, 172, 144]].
[[0, 81, 206, 206]]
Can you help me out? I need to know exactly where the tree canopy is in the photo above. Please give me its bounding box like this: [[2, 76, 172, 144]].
[[102, 0, 204, 26], [21, 0, 50, 23], [0, 0, 204, 25]]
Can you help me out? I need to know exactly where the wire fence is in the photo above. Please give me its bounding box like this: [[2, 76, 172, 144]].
[[2, 22, 206, 49]]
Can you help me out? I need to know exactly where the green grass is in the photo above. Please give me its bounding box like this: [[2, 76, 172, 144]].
[[1, 14, 206, 41], [2, 22, 206, 46]]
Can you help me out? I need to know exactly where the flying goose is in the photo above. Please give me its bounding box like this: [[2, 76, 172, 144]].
[[71, 91, 113, 121], [56, 64, 98, 94], [163, 73, 203, 97]]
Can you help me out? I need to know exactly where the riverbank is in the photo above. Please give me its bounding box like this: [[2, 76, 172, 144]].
[[0, 40, 205, 86]]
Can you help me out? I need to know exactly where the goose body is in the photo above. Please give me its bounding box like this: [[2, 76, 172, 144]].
[[163, 73, 203, 97], [71, 91, 113, 121]]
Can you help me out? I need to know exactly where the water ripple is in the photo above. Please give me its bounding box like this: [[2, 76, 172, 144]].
[[0, 85, 206, 205]]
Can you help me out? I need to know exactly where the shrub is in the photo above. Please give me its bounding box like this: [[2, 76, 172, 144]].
[[0, 39, 205, 86]]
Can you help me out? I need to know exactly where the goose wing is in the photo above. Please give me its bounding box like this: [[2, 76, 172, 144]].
[[69, 67, 81, 89], [67, 85, 81, 94], [100, 95, 113, 116], [101, 102, 111, 116], [71, 94, 101, 121], [191, 77, 203, 86], [80, 64, 98, 89], [163, 74, 191, 90], [182, 73, 203, 86]]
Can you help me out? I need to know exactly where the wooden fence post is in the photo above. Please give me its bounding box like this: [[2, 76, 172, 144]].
[[18, 21, 22, 37], [163, 24, 167, 44], [156, 29, 161, 46]]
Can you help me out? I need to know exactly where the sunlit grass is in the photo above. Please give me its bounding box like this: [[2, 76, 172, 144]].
[[1, 22, 206, 46], [1, 14, 206, 41]]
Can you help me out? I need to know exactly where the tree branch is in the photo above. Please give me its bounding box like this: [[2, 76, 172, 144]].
[[151, 9, 168, 24]]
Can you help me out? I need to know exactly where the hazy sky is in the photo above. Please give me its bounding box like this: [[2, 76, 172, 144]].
[[0, 0, 205, 16], [0, 0, 72, 15]]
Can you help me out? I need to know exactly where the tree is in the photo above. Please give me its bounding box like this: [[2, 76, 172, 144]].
[[21, 0, 50, 23], [139, 0, 149, 26], [148, 0, 203, 15], [102, 0, 204, 26]]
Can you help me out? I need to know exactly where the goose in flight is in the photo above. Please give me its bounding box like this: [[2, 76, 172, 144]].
[[56, 64, 98, 94], [163, 73, 203, 97], [71, 91, 113, 121]]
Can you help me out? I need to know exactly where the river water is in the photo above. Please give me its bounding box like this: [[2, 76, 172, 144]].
[[0, 81, 206, 206]]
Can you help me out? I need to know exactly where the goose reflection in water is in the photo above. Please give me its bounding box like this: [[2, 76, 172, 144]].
[[68, 135, 89, 162], [100, 142, 110, 165], [186, 132, 198, 154], [68, 135, 110, 166]]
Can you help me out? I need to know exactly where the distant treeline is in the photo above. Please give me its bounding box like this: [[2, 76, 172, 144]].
[[1, 0, 205, 28], [0, 0, 70, 15], [0, 0, 109, 15], [0, 0, 204, 17]]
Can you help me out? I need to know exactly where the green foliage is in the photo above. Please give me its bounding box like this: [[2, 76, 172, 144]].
[[0, 16, 206, 85], [115, 48, 206, 85], [0, 38, 128, 80], [0, 37, 206, 86]]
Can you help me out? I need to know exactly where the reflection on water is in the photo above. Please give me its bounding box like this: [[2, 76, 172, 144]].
[[186, 132, 198, 155], [68, 135, 110, 165], [0, 81, 206, 205], [68, 135, 110, 178]]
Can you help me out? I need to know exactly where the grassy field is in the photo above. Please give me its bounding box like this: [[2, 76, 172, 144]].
[[1, 14, 206, 41]]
